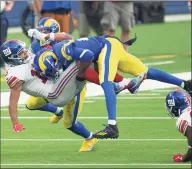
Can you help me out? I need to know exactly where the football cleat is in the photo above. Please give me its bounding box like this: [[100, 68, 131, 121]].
[[79, 138, 98, 152], [128, 72, 146, 94], [93, 124, 119, 139], [49, 114, 63, 123], [184, 80, 192, 96]]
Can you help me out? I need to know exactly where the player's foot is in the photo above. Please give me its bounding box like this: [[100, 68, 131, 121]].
[[49, 110, 63, 123], [79, 138, 98, 152], [183, 80, 192, 96], [93, 124, 119, 139], [128, 72, 146, 94]]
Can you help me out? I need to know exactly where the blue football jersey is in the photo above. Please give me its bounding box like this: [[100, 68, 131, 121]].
[[30, 39, 57, 55], [52, 35, 106, 67]]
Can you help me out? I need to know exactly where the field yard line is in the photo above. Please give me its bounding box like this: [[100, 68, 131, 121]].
[[1, 138, 185, 142], [87, 97, 165, 100], [150, 89, 176, 92], [119, 93, 161, 96], [145, 60, 174, 66], [1, 163, 190, 166], [0, 116, 172, 119]]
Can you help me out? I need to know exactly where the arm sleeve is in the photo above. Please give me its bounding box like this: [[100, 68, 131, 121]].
[[176, 118, 189, 135], [65, 46, 94, 62]]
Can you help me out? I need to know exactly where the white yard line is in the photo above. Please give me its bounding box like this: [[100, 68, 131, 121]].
[[1, 138, 185, 142], [89, 97, 165, 99], [144, 60, 174, 66], [119, 93, 161, 96], [0, 116, 171, 120], [1, 163, 190, 166]]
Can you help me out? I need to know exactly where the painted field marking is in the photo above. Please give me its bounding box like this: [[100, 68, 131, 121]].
[[87, 96, 165, 100], [0, 138, 185, 142], [1, 163, 190, 166], [0, 116, 172, 120], [145, 60, 174, 66]]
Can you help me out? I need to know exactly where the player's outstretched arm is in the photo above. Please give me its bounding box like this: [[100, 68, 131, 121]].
[[28, 29, 72, 42], [44, 32, 73, 42], [182, 126, 192, 162], [9, 81, 25, 132]]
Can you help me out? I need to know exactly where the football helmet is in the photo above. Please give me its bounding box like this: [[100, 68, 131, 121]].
[[37, 17, 60, 34], [0, 40, 33, 66], [165, 89, 191, 117], [33, 48, 61, 77]]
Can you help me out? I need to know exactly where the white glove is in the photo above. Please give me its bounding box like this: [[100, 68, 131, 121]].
[[27, 29, 47, 41]]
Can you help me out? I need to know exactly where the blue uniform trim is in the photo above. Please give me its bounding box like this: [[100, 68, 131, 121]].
[[104, 40, 111, 82]]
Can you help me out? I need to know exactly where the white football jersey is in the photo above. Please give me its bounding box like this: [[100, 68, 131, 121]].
[[5, 62, 86, 107], [176, 107, 192, 135], [5, 63, 53, 98]]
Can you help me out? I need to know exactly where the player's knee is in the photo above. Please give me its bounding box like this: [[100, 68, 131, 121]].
[[63, 118, 72, 129], [25, 101, 38, 110]]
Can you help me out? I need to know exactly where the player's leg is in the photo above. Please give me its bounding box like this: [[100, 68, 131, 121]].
[[93, 39, 121, 139], [118, 50, 192, 94], [25, 96, 63, 123], [63, 87, 98, 152]]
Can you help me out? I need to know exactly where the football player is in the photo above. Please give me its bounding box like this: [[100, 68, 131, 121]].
[[0, 40, 97, 152], [28, 17, 139, 123], [26, 17, 73, 123], [0, 39, 142, 151], [30, 34, 192, 139], [165, 89, 192, 162]]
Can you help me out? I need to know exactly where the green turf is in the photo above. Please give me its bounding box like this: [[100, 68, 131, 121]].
[[1, 92, 191, 168], [1, 21, 192, 168]]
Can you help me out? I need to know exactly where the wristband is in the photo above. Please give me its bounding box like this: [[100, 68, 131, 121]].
[[49, 33, 55, 41]]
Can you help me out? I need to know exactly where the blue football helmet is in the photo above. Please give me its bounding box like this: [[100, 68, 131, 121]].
[[165, 89, 191, 117], [37, 17, 60, 34], [0, 40, 33, 66], [33, 48, 61, 77]]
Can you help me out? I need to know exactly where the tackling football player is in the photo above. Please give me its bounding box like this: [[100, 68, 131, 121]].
[[28, 17, 140, 123], [30, 34, 192, 139], [165, 89, 192, 162]]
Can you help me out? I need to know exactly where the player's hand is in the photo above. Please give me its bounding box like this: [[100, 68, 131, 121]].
[[76, 74, 85, 82], [27, 29, 47, 40], [13, 123, 25, 133], [173, 153, 184, 162]]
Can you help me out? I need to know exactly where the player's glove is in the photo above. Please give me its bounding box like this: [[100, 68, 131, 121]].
[[13, 123, 25, 132], [28, 29, 47, 40], [173, 153, 184, 162]]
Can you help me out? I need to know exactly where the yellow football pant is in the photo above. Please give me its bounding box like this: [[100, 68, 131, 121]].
[[63, 87, 86, 128], [25, 96, 47, 110], [98, 37, 148, 84]]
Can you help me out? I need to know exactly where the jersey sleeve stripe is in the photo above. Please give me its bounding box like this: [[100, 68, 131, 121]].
[[7, 77, 19, 87], [9, 79, 20, 88], [179, 120, 188, 134]]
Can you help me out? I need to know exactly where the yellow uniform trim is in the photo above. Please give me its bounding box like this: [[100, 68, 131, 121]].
[[44, 18, 60, 33], [38, 51, 58, 72], [61, 40, 74, 61]]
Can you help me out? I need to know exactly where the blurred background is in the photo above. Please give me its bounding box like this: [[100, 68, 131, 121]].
[[0, 0, 191, 73]]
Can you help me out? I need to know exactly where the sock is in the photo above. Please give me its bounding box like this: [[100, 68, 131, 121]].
[[114, 73, 124, 82], [147, 68, 183, 87], [84, 67, 100, 84], [113, 78, 130, 93], [38, 103, 63, 116], [101, 81, 117, 122], [68, 121, 91, 138]]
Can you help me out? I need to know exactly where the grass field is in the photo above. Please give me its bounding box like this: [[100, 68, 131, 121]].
[[1, 21, 192, 168]]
